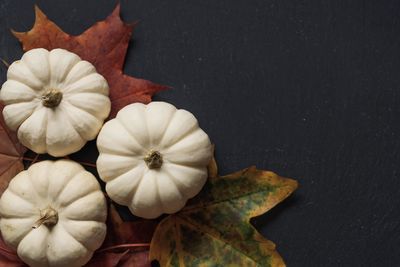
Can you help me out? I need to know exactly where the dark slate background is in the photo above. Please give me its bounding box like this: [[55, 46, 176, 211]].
[[1, 0, 400, 266]]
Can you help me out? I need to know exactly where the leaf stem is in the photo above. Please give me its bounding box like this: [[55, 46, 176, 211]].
[[96, 243, 151, 253], [0, 246, 15, 255]]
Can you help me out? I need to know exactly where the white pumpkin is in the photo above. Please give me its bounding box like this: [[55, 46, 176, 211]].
[[0, 48, 111, 157], [96, 102, 212, 219], [0, 160, 107, 267]]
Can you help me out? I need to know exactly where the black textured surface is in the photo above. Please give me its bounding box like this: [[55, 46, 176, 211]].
[[1, 1, 400, 266]]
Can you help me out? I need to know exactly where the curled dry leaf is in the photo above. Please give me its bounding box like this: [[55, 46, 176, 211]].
[[12, 4, 167, 117], [150, 166, 298, 267], [0, 104, 26, 196]]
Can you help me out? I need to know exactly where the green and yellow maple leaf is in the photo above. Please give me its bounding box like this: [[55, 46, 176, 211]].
[[150, 161, 298, 267]]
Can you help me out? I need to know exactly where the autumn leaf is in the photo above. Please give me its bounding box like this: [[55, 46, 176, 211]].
[[0, 103, 26, 196], [0, 225, 25, 266], [12, 4, 167, 118], [150, 166, 298, 267], [86, 251, 150, 267], [86, 204, 159, 267]]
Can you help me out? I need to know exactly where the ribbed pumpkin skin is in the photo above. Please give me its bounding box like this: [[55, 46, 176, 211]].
[[0, 48, 111, 157], [97, 102, 212, 219], [0, 160, 107, 267]]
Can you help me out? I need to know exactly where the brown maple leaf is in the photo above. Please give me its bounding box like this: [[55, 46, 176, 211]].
[[0, 104, 26, 196], [12, 4, 167, 118]]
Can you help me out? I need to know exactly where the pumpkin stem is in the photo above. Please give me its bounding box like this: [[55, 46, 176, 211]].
[[32, 206, 58, 229], [144, 150, 163, 169], [42, 88, 63, 108]]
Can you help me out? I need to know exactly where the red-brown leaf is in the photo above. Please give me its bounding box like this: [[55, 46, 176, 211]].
[[0, 234, 26, 267], [85, 205, 158, 267], [103, 204, 158, 246], [0, 103, 26, 196], [12, 4, 167, 117], [87, 250, 150, 267]]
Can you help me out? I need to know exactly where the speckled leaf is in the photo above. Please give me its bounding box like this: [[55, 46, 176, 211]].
[[150, 166, 298, 267]]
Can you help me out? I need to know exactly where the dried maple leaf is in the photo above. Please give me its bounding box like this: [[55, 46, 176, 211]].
[[12, 4, 167, 118], [0, 104, 26, 196], [85, 204, 158, 267], [150, 166, 298, 267]]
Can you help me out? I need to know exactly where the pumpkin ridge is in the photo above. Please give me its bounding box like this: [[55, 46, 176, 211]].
[[159, 112, 199, 148], [155, 172, 168, 213], [130, 168, 149, 208], [9, 61, 43, 91], [17, 227, 51, 267], [59, 54, 82, 85], [57, 179, 100, 208], [0, 80, 38, 104], [57, 221, 91, 252], [61, 191, 106, 218], [4, 102, 38, 131], [60, 102, 102, 141], [141, 104, 152, 147], [61, 72, 102, 95], [63, 93, 110, 119], [48, 49, 81, 84], [12, 102, 42, 132], [63, 61, 96, 86], [20, 48, 51, 84], [46, 160, 84, 199], [0, 217, 37, 247], [7, 185, 37, 206], [106, 164, 145, 205], [163, 159, 210, 169], [161, 168, 191, 199], [97, 154, 142, 182], [62, 73, 108, 95], [26, 163, 50, 201], [104, 119, 147, 154], [144, 102, 176, 147], [54, 170, 91, 204], [60, 220, 106, 252], [1, 190, 36, 214], [114, 104, 149, 150], [45, 223, 90, 266], [24, 166, 48, 202], [156, 172, 185, 214], [45, 108, 86, 156]]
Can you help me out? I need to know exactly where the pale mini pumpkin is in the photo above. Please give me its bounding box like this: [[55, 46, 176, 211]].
[[0, 160, 107, 267], [97, 102, 212, 219], [0, 48, 111, 157]]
